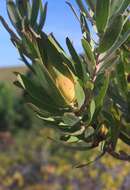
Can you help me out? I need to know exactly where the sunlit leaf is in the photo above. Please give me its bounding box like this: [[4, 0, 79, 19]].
[[96, 0, 110, 33]]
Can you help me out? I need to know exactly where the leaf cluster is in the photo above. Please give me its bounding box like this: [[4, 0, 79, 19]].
[[0, 0, 130, 164]]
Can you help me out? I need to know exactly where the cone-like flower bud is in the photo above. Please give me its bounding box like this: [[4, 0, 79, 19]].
[[99, 124, 108, 139], [55, 74, 75, 104], [48, 65, 76, 104]]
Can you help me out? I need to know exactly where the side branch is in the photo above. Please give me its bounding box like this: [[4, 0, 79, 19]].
[[108, 149, 130, 161], [0, 16, 20, 42]]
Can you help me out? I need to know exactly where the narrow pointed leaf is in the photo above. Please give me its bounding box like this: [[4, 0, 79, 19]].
[[85, 0, 96, 12], [119, 0, 130, 14], [101, 28, 130, 61], [22, 36, 38, 59], [16, 0, 29, 18], [46, 36, 71, 76], [38, 2, 48, 31], [48, 34, 75, 73], [17, 74, 60, 114], [6, 0, 21, 29], [96, 0, 110, 33], [120, 131, 130, 146], [76, 0, 87, 14], [110, 0, 124, 16], [111, 0, 130, 16], [62, 113, 80, 126], [33, 60, 67, 107], [103, 111, 120, 150], [80, 13, 90, 42], [75, 80, 85, 109], [30, 0, 40, 26], [27, 103, 53, 118], [89, 99, 96, 122], [95, 72, 110, 108], [98, 15, 123, 53], [116, 55, 128, 98], [84, 126, 95, 139], [49, 137, 94, 151], [66, 37, 84, 80], [82, 38, 96, 74]]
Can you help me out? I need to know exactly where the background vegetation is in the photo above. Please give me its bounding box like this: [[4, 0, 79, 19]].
[[0, 69, 130, 190], [0, 0, 130, 189]]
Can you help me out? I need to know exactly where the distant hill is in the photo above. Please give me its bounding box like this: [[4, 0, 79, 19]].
[[0, 66, 28, 82], [0, 66, 28, 92]]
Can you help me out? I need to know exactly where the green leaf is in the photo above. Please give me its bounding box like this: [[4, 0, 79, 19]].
[[98, 15, 123, 53], [96, 0, 110, 33], [75, 80, 85, 109], [6, 0, 21, 29], [18, 49, 35, 72], [80, 13, 90, 42], [27, 1, 32, 20], [110, 0, 123, 16], [44, 35, 72, 76], [98, 55, 120, 74], [38, 2, 48, 31], [95, 72, 110, 108], [120, 131, 130, 146], [119, 0, 130, 14], [62, 113, 80, 126], [66, 136, 79, 143], [17, 74, 60, 114], [84, 126, 95, 139], [27, 103, 53, 118], [66, 37, 84, 80], [48, 34, 75, 74], [33, 60, 67, 107], [122, 20, 130, 43], [85, 0, 96, 12], [101, 28, 130, 62], [30, 0, 40, 26], [22, 36, 38, 59], [16, 0, 29, 18], [49, 137, 94, 151], [76, 0, 87, 14], [108, 85, 127, 112], [82, 39, 95, 63], [36, 32, 48, 65], [89, 99, 96, 122], [103, 111, 120, 150], [116, 54, 128, 98], [48, 33, 65, 52], [81, 38, 96, 75], [111, 0, 130, 16]]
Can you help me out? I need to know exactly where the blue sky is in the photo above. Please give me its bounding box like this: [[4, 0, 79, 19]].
[[0, 0, 83, 68]]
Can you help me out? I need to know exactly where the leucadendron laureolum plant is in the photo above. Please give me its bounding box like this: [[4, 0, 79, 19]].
[[0, 0, 130, 166]]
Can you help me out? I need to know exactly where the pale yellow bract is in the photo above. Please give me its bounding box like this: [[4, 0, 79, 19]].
[[55, 75, 75, 104]]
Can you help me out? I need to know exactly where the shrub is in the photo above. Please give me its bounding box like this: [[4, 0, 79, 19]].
[[0, 82, 33, 133], [0, 0, 130, 164]]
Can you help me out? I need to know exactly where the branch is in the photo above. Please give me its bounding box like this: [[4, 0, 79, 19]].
[[0, 15, 20, 42], [107, 149, 130, 161]]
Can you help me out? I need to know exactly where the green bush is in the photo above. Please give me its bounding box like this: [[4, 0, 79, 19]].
[[0, 0, 130, 164], [0, 83, 16, 131], [0, 82, 33, 132]]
